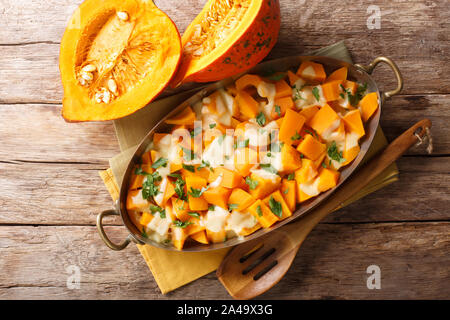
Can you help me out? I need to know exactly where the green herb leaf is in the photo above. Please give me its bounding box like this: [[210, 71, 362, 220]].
[[181, 147, 195, 161], [245, 176, 259, 190], [188, 212, 200, 218], [208, 205, 215, 211], [235, 138, 250, 149], [209, 123, 216, 129], [150, 204, 166, 218], [197, 160, 210, 171], [265, 72, 286, 81], [260, 163, 278, 175], [322, 162, 327, 168], [190, 127, 202, 138], [174, 178, 187, 200], [269, 196, 282, 218], [141, 172, 162, 199], [141, 228, 148, 238], [256, 112, 266, 126], [173, 220, 193, 229], [256, 205, 263, 217], [182, 163, 195, 173], [188, 186, 209, 198], [283, 188, 289, 195], [327, 141, 346, 163], [151, 157, 168, 169], [291, 131, 302, 141], [228, 203, 239, 211], [274, 105, 281, 117], [312, 87, 320, 102], [168, 173, 182, 179], [287, 173, 295, 181]]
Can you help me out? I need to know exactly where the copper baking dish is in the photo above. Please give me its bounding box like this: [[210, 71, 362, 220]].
[[97, 55, 403, 251]]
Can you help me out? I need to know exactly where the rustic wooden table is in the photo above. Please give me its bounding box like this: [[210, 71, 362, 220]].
[[0, 0, 448, 299]]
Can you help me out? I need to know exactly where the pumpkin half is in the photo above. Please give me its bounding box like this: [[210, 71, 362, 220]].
[[60, 0, 182, 122], [173, 0, 280, 85]]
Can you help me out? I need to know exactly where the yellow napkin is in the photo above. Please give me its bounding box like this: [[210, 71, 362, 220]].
[[99, 41, 399, 294]]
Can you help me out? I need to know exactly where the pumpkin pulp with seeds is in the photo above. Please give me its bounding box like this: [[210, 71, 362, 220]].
[[127, 61, 379, 250], [60, 0, 182, 122]]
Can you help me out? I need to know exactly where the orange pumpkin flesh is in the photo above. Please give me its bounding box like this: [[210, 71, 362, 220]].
[[173, 0, 280, 85], [60, 0, 182, 122]]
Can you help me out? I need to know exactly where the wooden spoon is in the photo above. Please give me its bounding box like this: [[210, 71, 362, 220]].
[[217, 119, 432, 300]]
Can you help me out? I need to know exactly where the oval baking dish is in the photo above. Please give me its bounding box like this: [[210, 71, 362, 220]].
[[97, 55, 402, 251]]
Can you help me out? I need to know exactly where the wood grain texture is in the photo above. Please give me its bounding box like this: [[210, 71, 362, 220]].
[[0, 222, 447, 299], [0, 0, 449, 104]]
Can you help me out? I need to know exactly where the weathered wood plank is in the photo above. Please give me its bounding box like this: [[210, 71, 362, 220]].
[[0, 222, 448, 299], [0, 104, 119, 163], [0, 0, 448, 103], [0, 157, 448, 225]]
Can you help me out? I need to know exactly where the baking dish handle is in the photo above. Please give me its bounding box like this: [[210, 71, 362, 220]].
[[355, 56, 403, 102], [97, 209, 133, 251]]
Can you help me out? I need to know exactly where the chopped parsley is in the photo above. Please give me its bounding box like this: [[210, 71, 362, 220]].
[[182, 163, 195, 173], [245, 176, 259, 190], [181, 147, 195, 161], [256, 112, 266, 126], [168, 173, 182, 179], [188, 212, 200, 218], [174, 177, 187, 200], [228, 203, 239, 211], [287, 173, 295, 181], [283, 188, 289, 195], [312, 87, 320, 102], [188, 186, 209, 198], [208, 205, 215, 211], [327, 141, 346, 163], [190, 127, 202, 138], [151, 157, 168, 169], [197, 160, 210, 171], [150, 205, 166, 218], [209, 123, 216, 129], [173, 220, 193, 228], [269, 196, 282, 218], [274, 105, 282, 117], [141, 228, 148, 238], [260, 163, 278, 175], [134, 167, 149, 175], [291, 131, 302, 141], [235, 137, 249, 149], [265, 72, 286, 81], [256, 205, 263, 217], [141, 172, 162, 199]]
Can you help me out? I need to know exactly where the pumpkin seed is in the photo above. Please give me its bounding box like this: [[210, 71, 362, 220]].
[[81, 64, 96, 73], [117, 11, 129, 21], [80, 72, 93, 82], [107, 78, 118, 94]]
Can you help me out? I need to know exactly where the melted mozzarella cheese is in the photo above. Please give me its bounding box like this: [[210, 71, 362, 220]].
[[251, 168, 280, 183], [205, 206, 229, 232], [302, 65, 316, 78], [153, 177, 168, 206], [226, 211, 258, 236], [300, 178, 320, 196], [202, 135, 234, 170], [209, 174, 223, 188], [346, 132, 360, 150], [321, 119, 342, 142], [147, 211, 172, 238]]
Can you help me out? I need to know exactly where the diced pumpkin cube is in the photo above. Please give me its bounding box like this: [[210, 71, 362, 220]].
[[343, 109, 365, 138], [165, 106, 196, 125], [206, 229, 227, 243], [236, 91, 259, 119], [185, 176, 208, 211], [234, 147, 258, 177], [208, 167, 243, 189], [274, 79, 292, 98], [263, 190, 292, 220], [326, 67, 348, 82], [141, 151, 152, 164], [171, 226, 187, 250], [308, 103, 340, 137], [240, 223, 262, 236], [321, 80, 344, 102], [139, 212, 153, 227], [228, 188, 255, 211], [248, 171, 281, 200], [300, 105, 320, 124], [203, 186, 232, 209], [359, 92, 379, 122], [313, 152, 326, 169], [271, 96, 294, 119], [184, 218, 206, 236], [297, 134, 326, 160], [295, 158, 318, 184], [278, 109, 306, 145], [235, 74, 263, 91], [275, 116, 284, 128], [171, 197, 190, 221], [317, 168, 340, 192], [248, 200, 279, 228], [281, 179, 296, 212], [296, 61, 326, 83], [126, 190, 148, 211], [281, 143, 302, 172], [190, 230, 209, 244], [342, 132, 361, 166], [181, 164, 210, 180], [287, 70, 301, 86], [230, 117, 241, 128]]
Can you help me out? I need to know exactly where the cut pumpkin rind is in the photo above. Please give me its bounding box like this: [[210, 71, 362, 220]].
[[173, 0, 281, 84], [60, 0, 182, 122]]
